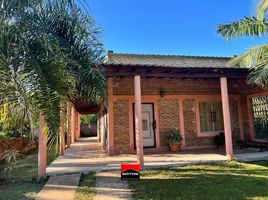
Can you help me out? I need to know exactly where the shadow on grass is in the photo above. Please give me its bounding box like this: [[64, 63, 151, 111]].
[[251, 160, 268, 168], [129, 161, 268, 200]]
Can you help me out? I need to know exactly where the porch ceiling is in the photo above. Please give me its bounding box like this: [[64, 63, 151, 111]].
[[73, 99, 101, 114], [103, 64, 250, 79]]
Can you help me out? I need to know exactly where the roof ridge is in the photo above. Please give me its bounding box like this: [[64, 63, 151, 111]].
[[107, 51, 234, 59]]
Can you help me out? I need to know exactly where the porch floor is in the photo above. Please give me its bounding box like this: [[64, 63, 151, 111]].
[[46, 137, 268, 176]]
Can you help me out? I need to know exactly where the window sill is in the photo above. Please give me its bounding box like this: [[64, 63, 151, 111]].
[[197, 131, 222, 138]]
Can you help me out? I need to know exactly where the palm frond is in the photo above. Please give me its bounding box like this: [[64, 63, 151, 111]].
[[248, 60, 268, 86], [217, 17, 268, 40], [226, 43, 268, 86], [256, 0, 268, 20], [227, 44, 268, 67]]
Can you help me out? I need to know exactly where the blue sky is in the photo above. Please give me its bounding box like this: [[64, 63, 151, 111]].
[[87, 0, 266, 57]]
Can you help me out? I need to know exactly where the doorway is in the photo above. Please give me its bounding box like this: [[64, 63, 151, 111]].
[[133, 103, 156, 148]]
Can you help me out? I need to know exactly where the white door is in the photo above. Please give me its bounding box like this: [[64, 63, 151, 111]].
[[134, 103, 155, 148]]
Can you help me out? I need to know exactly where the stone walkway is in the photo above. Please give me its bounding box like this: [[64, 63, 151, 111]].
[[46, 137, 229, 176], [235, 151, 268, 162], [37, 174, 80, 200], [94, 171, 132, 200], [37, 137, 268, 200]]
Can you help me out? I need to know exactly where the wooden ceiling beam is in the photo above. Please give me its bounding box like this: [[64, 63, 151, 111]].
[[105, 71, 247, 79]]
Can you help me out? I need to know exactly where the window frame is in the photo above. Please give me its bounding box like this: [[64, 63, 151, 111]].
[[196, 98, 224, 137], [247, 92, 268, 141]]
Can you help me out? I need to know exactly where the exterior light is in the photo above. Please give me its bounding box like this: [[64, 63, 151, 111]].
[[160, 88, 165, 97]]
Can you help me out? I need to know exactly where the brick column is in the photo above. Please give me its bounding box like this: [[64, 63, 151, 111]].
[[38, 113, 47, 177], [59, 101, 65, 156], [67, 103, 71, 148], [134, 75, 144, 166], [77, 113, 81, 139], [220, 77, 234, 160], [107, 77, 114, 154], [75, 111, 78, 140], [71, 106, 76, 144]]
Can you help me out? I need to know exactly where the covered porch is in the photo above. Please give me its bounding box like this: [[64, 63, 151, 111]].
[[104, 52, 268, 166], [37, 98, 102, 177]]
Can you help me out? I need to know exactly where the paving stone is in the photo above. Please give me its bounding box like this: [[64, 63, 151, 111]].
[[94, 171, 132, 200], [37, 174, 81, 200]]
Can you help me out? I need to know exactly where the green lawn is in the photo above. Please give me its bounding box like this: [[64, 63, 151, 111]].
[[129, 161, 268, 200], [0, 146, 57, 200], [75, 173, 96, 200]]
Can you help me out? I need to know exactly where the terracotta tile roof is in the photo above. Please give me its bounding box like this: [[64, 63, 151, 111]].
[[103, 51, 236, 68]]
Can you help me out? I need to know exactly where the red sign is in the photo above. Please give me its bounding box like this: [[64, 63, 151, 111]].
[[121, 164, 140, 180], [121, 164, 140, 172]]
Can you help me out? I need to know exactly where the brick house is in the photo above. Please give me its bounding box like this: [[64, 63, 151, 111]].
[[97, 51, 268, 165]]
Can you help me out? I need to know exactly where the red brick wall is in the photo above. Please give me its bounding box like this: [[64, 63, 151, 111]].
[[113, 99, 130, 153], [183, 99, 214, 146], [182, 98, 241, 147], [240, 95, 251, 140], [230, 99, 240, 140], [110, 77, 267, 152], [158, 99, 180, 147], [113, 77, 242, 96]]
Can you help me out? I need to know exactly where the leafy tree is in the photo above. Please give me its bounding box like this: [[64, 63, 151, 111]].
[[217, 0, 268, 86], [80, 114, 97, 124]]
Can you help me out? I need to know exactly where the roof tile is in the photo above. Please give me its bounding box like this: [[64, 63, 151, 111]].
[[104, 52, 234, 68]]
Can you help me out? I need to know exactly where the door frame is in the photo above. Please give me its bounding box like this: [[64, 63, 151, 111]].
[[132, 102, 156, 149]]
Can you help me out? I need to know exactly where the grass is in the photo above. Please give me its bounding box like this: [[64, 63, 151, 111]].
[[75, 172, 96, 200], [129, 161, 268, 200], [0, 145, 57, 200]]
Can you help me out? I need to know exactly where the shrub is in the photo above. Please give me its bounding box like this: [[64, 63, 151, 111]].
[[214, 132, 225, 148], [166, 130, 183, 144], [0, 151, 22, 180], [80, 114, 97, 124]]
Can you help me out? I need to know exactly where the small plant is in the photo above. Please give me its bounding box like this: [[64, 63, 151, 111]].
[[0, 151, 22, 180], [166, 130, 183, 144], [32, 176, 48, 184], [166, 130, 183, 152], [214, 132, 225, 148]]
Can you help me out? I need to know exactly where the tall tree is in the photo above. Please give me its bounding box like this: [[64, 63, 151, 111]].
[[0, 0, 106, 145], [217, 0, 268, 86]]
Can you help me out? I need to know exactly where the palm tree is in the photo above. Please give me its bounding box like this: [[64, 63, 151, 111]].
[[217, 0, 268, 86], [0, 0, 106, 146]]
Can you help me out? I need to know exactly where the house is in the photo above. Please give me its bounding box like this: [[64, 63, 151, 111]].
[[97, 51, 268, 165]]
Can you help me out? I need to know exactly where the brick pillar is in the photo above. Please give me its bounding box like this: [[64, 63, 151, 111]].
[[220, 77, 234, 160], [75, 111, 78, 141], [107, 77, 114, 154], [71, 106, 76, 144], [59, 101, 65, 156], [38, 113, 46, 177], [134, 75, 144, 166], [77, 113, 81, 139], [67, 103, 71, 148]]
